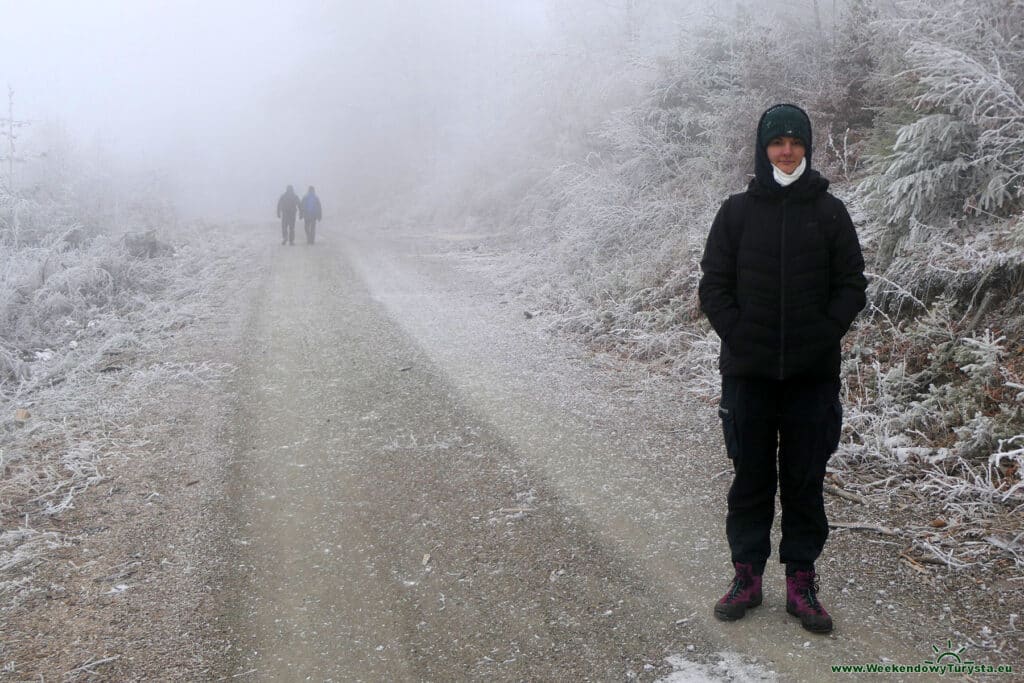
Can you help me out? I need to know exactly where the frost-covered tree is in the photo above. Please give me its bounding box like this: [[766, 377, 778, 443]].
[[808, 0, 886, 178], [862, 0, 1024, 240]]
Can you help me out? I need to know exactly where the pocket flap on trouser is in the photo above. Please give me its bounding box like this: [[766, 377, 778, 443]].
[[718, 404, 740, 459]]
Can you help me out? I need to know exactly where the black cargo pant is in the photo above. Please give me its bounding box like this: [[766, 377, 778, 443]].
[[718, 376, 842, 575], [281, 213, 296, 243]]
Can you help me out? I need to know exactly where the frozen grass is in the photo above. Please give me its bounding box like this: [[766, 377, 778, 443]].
[[833, 266, 1024, 570], [0, 208, 248, 604]]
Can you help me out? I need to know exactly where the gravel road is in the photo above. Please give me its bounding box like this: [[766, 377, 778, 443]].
[[212, 228, 978, 681], [4, 225, 1015, 681]]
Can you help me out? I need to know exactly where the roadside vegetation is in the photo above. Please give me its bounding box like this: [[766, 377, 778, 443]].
[[404, 0, 1024, 576], [0, 127, 238, 602]]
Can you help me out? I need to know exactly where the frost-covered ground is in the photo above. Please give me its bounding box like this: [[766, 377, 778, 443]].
[[339, 228, 1022, 676], [2, 219, 1020, 678], [656, 653, 777, 682]]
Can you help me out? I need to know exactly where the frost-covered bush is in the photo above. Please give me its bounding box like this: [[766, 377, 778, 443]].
[[0, 218, 247, 601], [839, 293, 1024, 564], [0, 134, 248, 599], [841, 0, 1024, 564]]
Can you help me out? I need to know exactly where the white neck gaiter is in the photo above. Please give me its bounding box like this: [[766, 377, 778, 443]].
[[772, 158, 807, 187]]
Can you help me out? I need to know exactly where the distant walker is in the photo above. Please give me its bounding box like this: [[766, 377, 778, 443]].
[[300, 186, 323, 245], [276, 185, 301, 246]]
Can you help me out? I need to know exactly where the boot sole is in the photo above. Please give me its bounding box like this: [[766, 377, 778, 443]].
[[714, 594, 762, 621], [786, 604, 833, 633]]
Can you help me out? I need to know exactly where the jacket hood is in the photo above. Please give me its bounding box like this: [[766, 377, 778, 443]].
[[752, 103, 823, 197]]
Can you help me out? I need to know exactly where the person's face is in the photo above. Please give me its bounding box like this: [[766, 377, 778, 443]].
[[766, 136, 806, 175]]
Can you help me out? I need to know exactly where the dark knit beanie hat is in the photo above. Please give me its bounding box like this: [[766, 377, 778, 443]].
[[758, 104, 811, 148]]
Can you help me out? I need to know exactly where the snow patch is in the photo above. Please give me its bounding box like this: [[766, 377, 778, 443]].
[[656, 652, 776, 682]]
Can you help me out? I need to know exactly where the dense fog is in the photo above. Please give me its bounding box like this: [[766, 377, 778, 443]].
[[3, 0, 1024, 676], [1, 0, 699, 221], [2, 0, 1022, 553]]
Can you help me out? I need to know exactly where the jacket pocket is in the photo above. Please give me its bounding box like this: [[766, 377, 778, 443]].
[[824, 399, 843, 456]]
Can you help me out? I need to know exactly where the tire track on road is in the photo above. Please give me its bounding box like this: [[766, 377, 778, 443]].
[[221, 240, 707, 681]]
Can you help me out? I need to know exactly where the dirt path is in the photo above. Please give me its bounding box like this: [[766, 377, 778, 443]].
[[218, 238, 709, 680], [5, 224, 1012, 681], [213, 230, 991, 681]]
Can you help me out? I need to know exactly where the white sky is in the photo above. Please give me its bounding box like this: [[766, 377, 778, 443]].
[[0, 0, 549, 218], [0, 2, 298, 150]]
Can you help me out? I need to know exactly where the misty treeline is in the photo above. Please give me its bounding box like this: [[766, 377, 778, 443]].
[[410, 0, 1024, 569]]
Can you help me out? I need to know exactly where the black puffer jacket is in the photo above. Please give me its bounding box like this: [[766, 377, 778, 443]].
[[698, 107, 867, 380]]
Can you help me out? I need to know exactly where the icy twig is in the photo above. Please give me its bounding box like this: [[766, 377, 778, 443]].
[[829, 521, 900, 537], [66, 655, 121, 677]]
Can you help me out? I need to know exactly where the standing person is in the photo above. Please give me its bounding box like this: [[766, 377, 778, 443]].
[[277, 185, 301, 245], [698, 103, 866, 634], [300, 186, 322, 244]]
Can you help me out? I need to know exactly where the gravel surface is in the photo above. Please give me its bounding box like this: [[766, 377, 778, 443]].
[[2, 223, 1019, 681]]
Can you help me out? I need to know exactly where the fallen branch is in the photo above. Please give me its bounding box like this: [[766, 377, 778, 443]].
[[898, 551, 933, 574], [711, 468, 732, 481], [824, 483, 867, 504], [67, 654, 121, 677], [829, 521, 900, 536], [916, 540, 972, 569], [985, 535, 1024, 566]]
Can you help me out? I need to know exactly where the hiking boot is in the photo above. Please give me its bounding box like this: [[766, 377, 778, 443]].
[[786, 569, 833, 633], [714, 562, 763, 621]]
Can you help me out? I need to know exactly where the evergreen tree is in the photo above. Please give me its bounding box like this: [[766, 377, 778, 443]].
[[862, 0, 1024, 248]]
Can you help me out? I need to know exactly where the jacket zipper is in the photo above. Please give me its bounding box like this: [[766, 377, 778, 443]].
[[779, 199, 788, 380]]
